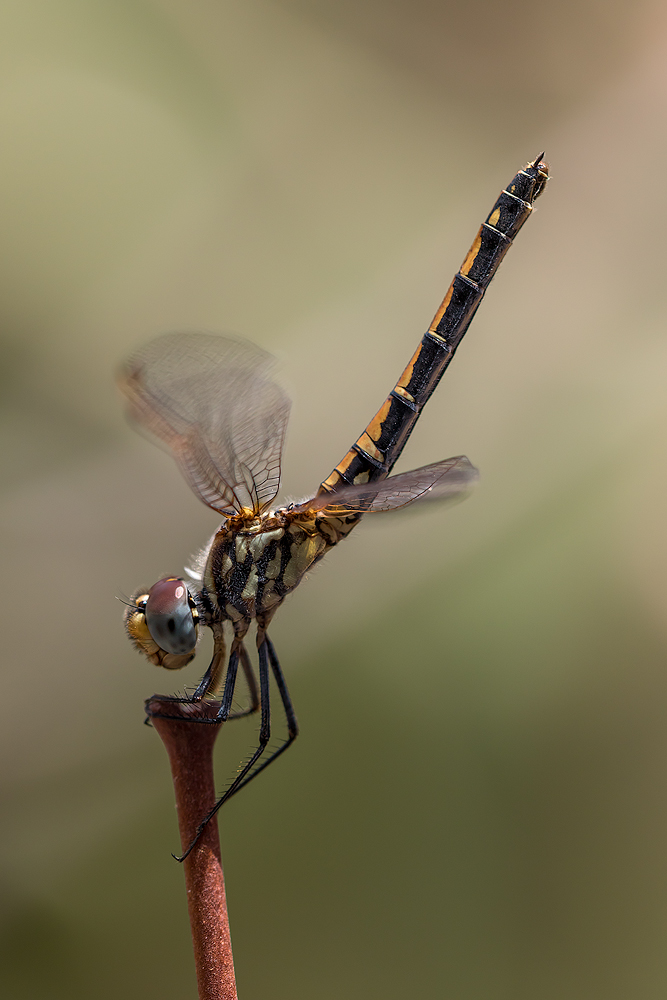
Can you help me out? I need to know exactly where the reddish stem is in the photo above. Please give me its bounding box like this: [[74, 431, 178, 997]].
[[147, 696, 237, 1000]]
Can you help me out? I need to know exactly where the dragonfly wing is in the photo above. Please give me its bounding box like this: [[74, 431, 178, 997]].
[[296, 456, 479, 517], [118, 333, 290, 515]]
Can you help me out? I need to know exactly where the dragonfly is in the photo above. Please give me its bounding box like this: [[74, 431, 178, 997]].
[[119, 154, 548, 860]]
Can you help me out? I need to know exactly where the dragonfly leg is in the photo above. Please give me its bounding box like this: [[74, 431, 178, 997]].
[[189, 622, 257, 719], [212, 632, 298, 798], [154, 641, 242, 725], [220, 633, 298, 797], [212, 641, 242, 722], [175, 630, 272, 862], [190, 624, 226, 701], [147, 633, 259, 733], [226, 642, 260, 720]]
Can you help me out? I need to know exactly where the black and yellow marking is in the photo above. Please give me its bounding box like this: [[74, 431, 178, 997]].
[[202, 511, 343, 635], [320, 155, 548, 494]]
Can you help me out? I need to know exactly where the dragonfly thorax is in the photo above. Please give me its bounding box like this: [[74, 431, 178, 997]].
[[199, 508, 340, 632]]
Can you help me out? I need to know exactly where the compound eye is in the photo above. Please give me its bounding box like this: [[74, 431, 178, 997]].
[[145, 578, 198, 655]]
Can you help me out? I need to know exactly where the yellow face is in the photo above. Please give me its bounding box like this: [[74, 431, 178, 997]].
[[124, 582, 199, 670]]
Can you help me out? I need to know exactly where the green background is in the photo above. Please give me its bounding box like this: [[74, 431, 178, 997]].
[[2, 1, 667, 996]]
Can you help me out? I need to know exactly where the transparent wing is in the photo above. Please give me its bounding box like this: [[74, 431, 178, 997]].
[[118, 333, 291, 515], [295, 456, 478, 517]]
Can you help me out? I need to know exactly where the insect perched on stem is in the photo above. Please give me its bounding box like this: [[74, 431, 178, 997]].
[[119, 155, 548, 861]]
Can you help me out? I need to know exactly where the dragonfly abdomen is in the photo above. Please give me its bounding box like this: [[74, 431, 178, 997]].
[[320, 156, 549, 496]]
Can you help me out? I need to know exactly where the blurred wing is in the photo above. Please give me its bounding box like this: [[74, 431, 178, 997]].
[[118, 333, 291, 516], [296, 456, 478, 517]]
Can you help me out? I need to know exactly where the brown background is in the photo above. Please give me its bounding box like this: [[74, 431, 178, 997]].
[[2, 1, 667, 997]]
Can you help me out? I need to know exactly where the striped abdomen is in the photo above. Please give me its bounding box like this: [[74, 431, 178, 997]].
[[320, 157, 548, 494]]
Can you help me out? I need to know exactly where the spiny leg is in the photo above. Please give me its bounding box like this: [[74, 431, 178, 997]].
[[209, 633, 297, 800], [177, 641, 242, 725], [190, 622, 258, 720], [221, 634, 298, 798], [227, 642, 260, 720], [175, 631, 272, 862], [147, 632, 259, 731], [215, 642, 242, 721], [144, 624, 226, 723], [191, 623, 226, 702]]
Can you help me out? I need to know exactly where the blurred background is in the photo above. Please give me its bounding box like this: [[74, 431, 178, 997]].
[[2, 0, 667, 997]]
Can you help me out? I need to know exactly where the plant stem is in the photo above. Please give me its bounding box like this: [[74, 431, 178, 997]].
[[147, 696, 237, 1000]]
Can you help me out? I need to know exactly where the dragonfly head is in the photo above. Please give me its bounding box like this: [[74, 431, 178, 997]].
[[124, 577, 199, 669]]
